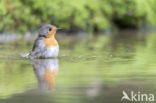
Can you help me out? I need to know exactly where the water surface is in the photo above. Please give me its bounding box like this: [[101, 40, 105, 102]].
[[0, 32, 156, 103]]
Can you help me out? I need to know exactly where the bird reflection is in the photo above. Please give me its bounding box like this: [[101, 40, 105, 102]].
[[31, 59, 59, 91]]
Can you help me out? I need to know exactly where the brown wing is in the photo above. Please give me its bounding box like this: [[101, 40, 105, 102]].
[[29, 37, 44, 59]]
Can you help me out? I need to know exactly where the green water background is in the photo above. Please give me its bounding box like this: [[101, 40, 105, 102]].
[[0, 31, 156, 103]]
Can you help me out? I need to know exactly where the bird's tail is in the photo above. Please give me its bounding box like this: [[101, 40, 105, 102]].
[[20, 53, 29, 59]]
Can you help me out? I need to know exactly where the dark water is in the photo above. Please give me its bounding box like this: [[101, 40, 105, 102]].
[[0, 31, 156, 103]]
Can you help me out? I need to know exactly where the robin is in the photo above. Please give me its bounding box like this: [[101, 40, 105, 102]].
[[27, 24, 60, 59]]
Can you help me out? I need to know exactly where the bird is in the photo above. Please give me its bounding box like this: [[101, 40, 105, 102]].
[[26, 24, 60, 59]]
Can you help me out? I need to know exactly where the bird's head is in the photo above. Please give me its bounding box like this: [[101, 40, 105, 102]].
[[39, 24, 61, 38]]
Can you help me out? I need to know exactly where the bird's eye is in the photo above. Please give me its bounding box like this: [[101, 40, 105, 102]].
[[49, 28, 52, 31]]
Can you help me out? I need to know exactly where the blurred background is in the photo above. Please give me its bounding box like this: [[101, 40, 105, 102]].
[[1, 0, 156, 103], [0, 0, 156, 33]]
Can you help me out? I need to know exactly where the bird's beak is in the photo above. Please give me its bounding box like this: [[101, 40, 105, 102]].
[[56, 28, 62, 31]]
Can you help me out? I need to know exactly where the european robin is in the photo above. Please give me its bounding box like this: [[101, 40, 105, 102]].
[[28, 24, 60, 59]]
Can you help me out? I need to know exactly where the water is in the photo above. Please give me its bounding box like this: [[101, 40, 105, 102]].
[[0, 31, 156, 103]]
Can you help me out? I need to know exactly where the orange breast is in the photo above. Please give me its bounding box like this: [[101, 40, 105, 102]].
[[43, 37, 58, 48], [43, 27, 58, 48]]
